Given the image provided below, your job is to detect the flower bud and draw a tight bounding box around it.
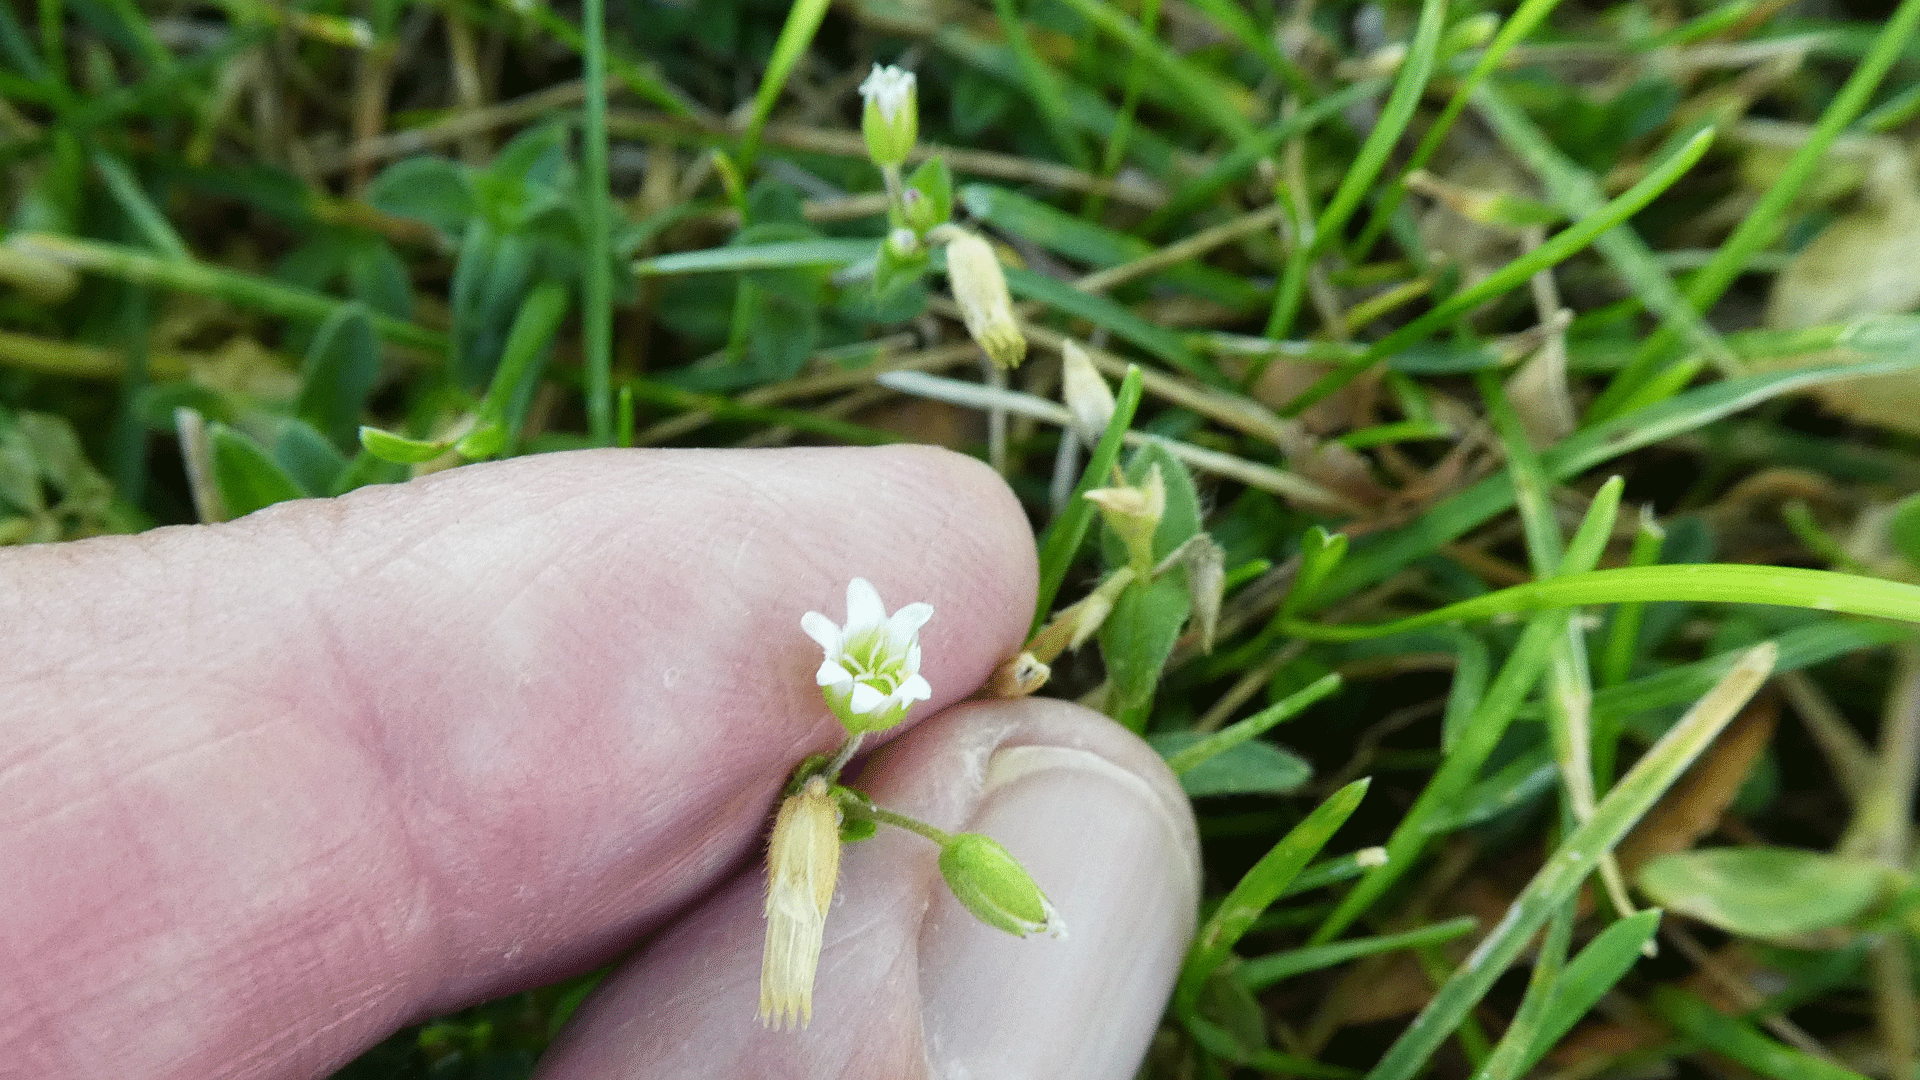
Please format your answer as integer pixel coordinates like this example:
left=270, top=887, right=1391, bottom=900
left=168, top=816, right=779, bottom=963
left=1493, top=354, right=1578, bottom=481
left=1085, top=463, right=1166, bottom=575
left=760, top=775, right=843, bottom=1029
left=1026, top=565, right=1135, bottom=663
left=1060, top=339, right=1115, bottom=444
left=887, top=226, right=921, bottom=259
left=859, top=64, right=918, bottom=169
left=983, top=650, right=1050, bottom=698
left=1155, top=533, right=1225, bottom=653
left=941, top=229, right=1026, bottom=369
left=938, top=832, right=1066, bottom=939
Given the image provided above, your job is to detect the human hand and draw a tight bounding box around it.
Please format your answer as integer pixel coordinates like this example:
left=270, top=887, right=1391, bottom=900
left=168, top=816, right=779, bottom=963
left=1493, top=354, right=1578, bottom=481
left=1, top=445, right=1199, bottom=1079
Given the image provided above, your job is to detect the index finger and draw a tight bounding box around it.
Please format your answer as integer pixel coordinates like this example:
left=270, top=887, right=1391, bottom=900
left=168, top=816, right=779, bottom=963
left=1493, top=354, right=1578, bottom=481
left=1, top=445, right=1036, bottom=1080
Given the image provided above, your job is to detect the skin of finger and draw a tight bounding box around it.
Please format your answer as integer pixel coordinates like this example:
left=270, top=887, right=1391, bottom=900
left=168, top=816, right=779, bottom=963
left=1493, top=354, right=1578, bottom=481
left=536, top=696, right=1199, bottom=1080
left=0, top=446, right=1034, bottom=1080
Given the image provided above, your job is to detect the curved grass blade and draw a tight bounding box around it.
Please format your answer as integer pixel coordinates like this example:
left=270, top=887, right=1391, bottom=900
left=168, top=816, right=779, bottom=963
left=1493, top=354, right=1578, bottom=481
left=1361, top=644, right=1777, bottom=1080
left=1178, top=778, right=1371, bottom=1016
left=1265, top=0, right=1446, bottom=338
left=1284, top=127, right=1716, bottom=418
left=1288, top=564, right=1920, bottom=643
left=1032, top=366, right=1143, bottom=632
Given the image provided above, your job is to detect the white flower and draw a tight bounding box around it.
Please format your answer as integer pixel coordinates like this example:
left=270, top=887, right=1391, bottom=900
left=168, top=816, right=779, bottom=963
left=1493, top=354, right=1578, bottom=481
left=858, top=64, right=916, bottom=124
left=802, top=577, right=933, bottom=734
left=858, top=64, right=918, bottom=168
left=760, top=776, right=842, bottom=1029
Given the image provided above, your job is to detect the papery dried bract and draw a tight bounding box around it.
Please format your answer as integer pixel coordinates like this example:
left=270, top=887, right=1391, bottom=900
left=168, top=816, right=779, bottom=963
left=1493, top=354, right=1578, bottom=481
left=760, top=776, right=843, bottom=1029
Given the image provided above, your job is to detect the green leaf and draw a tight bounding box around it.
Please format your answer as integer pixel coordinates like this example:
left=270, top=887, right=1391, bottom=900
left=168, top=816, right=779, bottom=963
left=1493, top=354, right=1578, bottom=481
left=209, top=424, right=305, bottom=518
left=1652, top=987, right=1872, bottom=1080
left=345, top=235, right=414, bottom=322
left=1888, top=492, right=1920, bottom=569
left=450, top=223, right=537, bottom=387
left=367, top=155, right=475, bottom=240
left=634, top=238, right=878, bottom=276
left=1151, top=732, right=1312, bottom=797
left=1177, top=778, right=1372, bottom=1016
left=1099, top=441, right=1203, bottom=718
left=296, top=303, right=382, bottom=451
left=1636, top=847, right=1892, bottom=942
left=272, top=419, right=348, bottom=498
left=358, top=426, right=449, bottom=465
left=1032, top=367, right=1143, bottom=631
left=906, top=156, right=954, bottom=230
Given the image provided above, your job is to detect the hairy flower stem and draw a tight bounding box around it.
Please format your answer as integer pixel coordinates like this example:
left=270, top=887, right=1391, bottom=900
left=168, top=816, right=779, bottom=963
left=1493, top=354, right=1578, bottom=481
left=880, top=163, right=906, bottom=220
left=821, top=732, right=867, bottom=781
left=838, top=795, right=953, bottom=846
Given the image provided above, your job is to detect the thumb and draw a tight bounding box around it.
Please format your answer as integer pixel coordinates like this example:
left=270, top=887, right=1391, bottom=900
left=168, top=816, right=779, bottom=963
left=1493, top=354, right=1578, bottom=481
left=536, top=697, right=1200, bottom=1079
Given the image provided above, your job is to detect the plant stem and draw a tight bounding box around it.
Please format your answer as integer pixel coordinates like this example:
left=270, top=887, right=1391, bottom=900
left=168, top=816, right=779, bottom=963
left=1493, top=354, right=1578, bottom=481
left=839, top=797, right=954, bottom=847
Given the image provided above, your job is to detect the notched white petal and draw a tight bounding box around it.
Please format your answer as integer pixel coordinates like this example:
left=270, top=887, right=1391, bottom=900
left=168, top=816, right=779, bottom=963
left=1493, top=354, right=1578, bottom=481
left=849, top=682, right=887, bottom=714
left=844, top=577, right=887, bottom=630
left=800, top=611, right=843, bottom=651
left=816, top=660, right=854, bottom=687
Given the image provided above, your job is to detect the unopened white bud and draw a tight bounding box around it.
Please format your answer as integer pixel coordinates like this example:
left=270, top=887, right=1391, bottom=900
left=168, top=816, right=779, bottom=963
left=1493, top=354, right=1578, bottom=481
left=941, top=229, right=1026, bottom=369
left=859, top=64, right=918, bottom=168
left=1060, top=340, right=1115, bottom=443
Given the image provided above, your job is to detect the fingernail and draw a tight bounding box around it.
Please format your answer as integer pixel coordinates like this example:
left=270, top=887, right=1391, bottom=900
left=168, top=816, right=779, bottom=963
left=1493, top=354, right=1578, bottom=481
left=918, top=744, right=1198, bottom=1079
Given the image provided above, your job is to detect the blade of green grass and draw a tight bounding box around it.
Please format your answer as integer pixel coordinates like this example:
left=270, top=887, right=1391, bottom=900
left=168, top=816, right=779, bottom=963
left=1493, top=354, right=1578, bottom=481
left=1473, top=83, right=1734, bottom=384
left=1361, top=643, right=1777, bottom=1080
left=1319, top=327, right=1920, bottom=600
left=1141, top=80, right=1382, bottom=237
left=1611, top=0, right=1920, bottom=404
left=1043, top=0, right=1258, bottom=144
left=1651, top=987, right=1872, bottom=1080
left=1032, top=366, right=1144, bottom=631
left=986, top=0, right=1089, bottom=169
left=497, top=0, right=690, bottom=117
left=618, top=376, right=897, bottom=445
left=90, top=149, right=190, bottom=260
left=1003, top=267, right=1223, bottom=384
left=1309, top=487, right=1621, bottom=944
left=1492, top=909, right=1662, bottom=1078
left=1288, top=564, right=1920, bottom=642
left=634, top=238, right=877, bottom=275
left=1265, top=0, right=1446, bottom=339
left=1240, top=917, right=1479, bottom=992
left=1179, top=777, right=1372, bottom=1015
left=580, top=0, right=613, bottom=445
left=1351, top=0, right=1574, bottom=256
left=1284, top=127, right=1716, bottom=417
left=736, top=0, right=835, bottom=171
left=11, top=233, right=446, bottom=353
left=1484, top=377, right=1634, bottom=919
left=1164, top=671, right=1343, bottom=775
left=1581, top=618, right=1911, bottom=724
